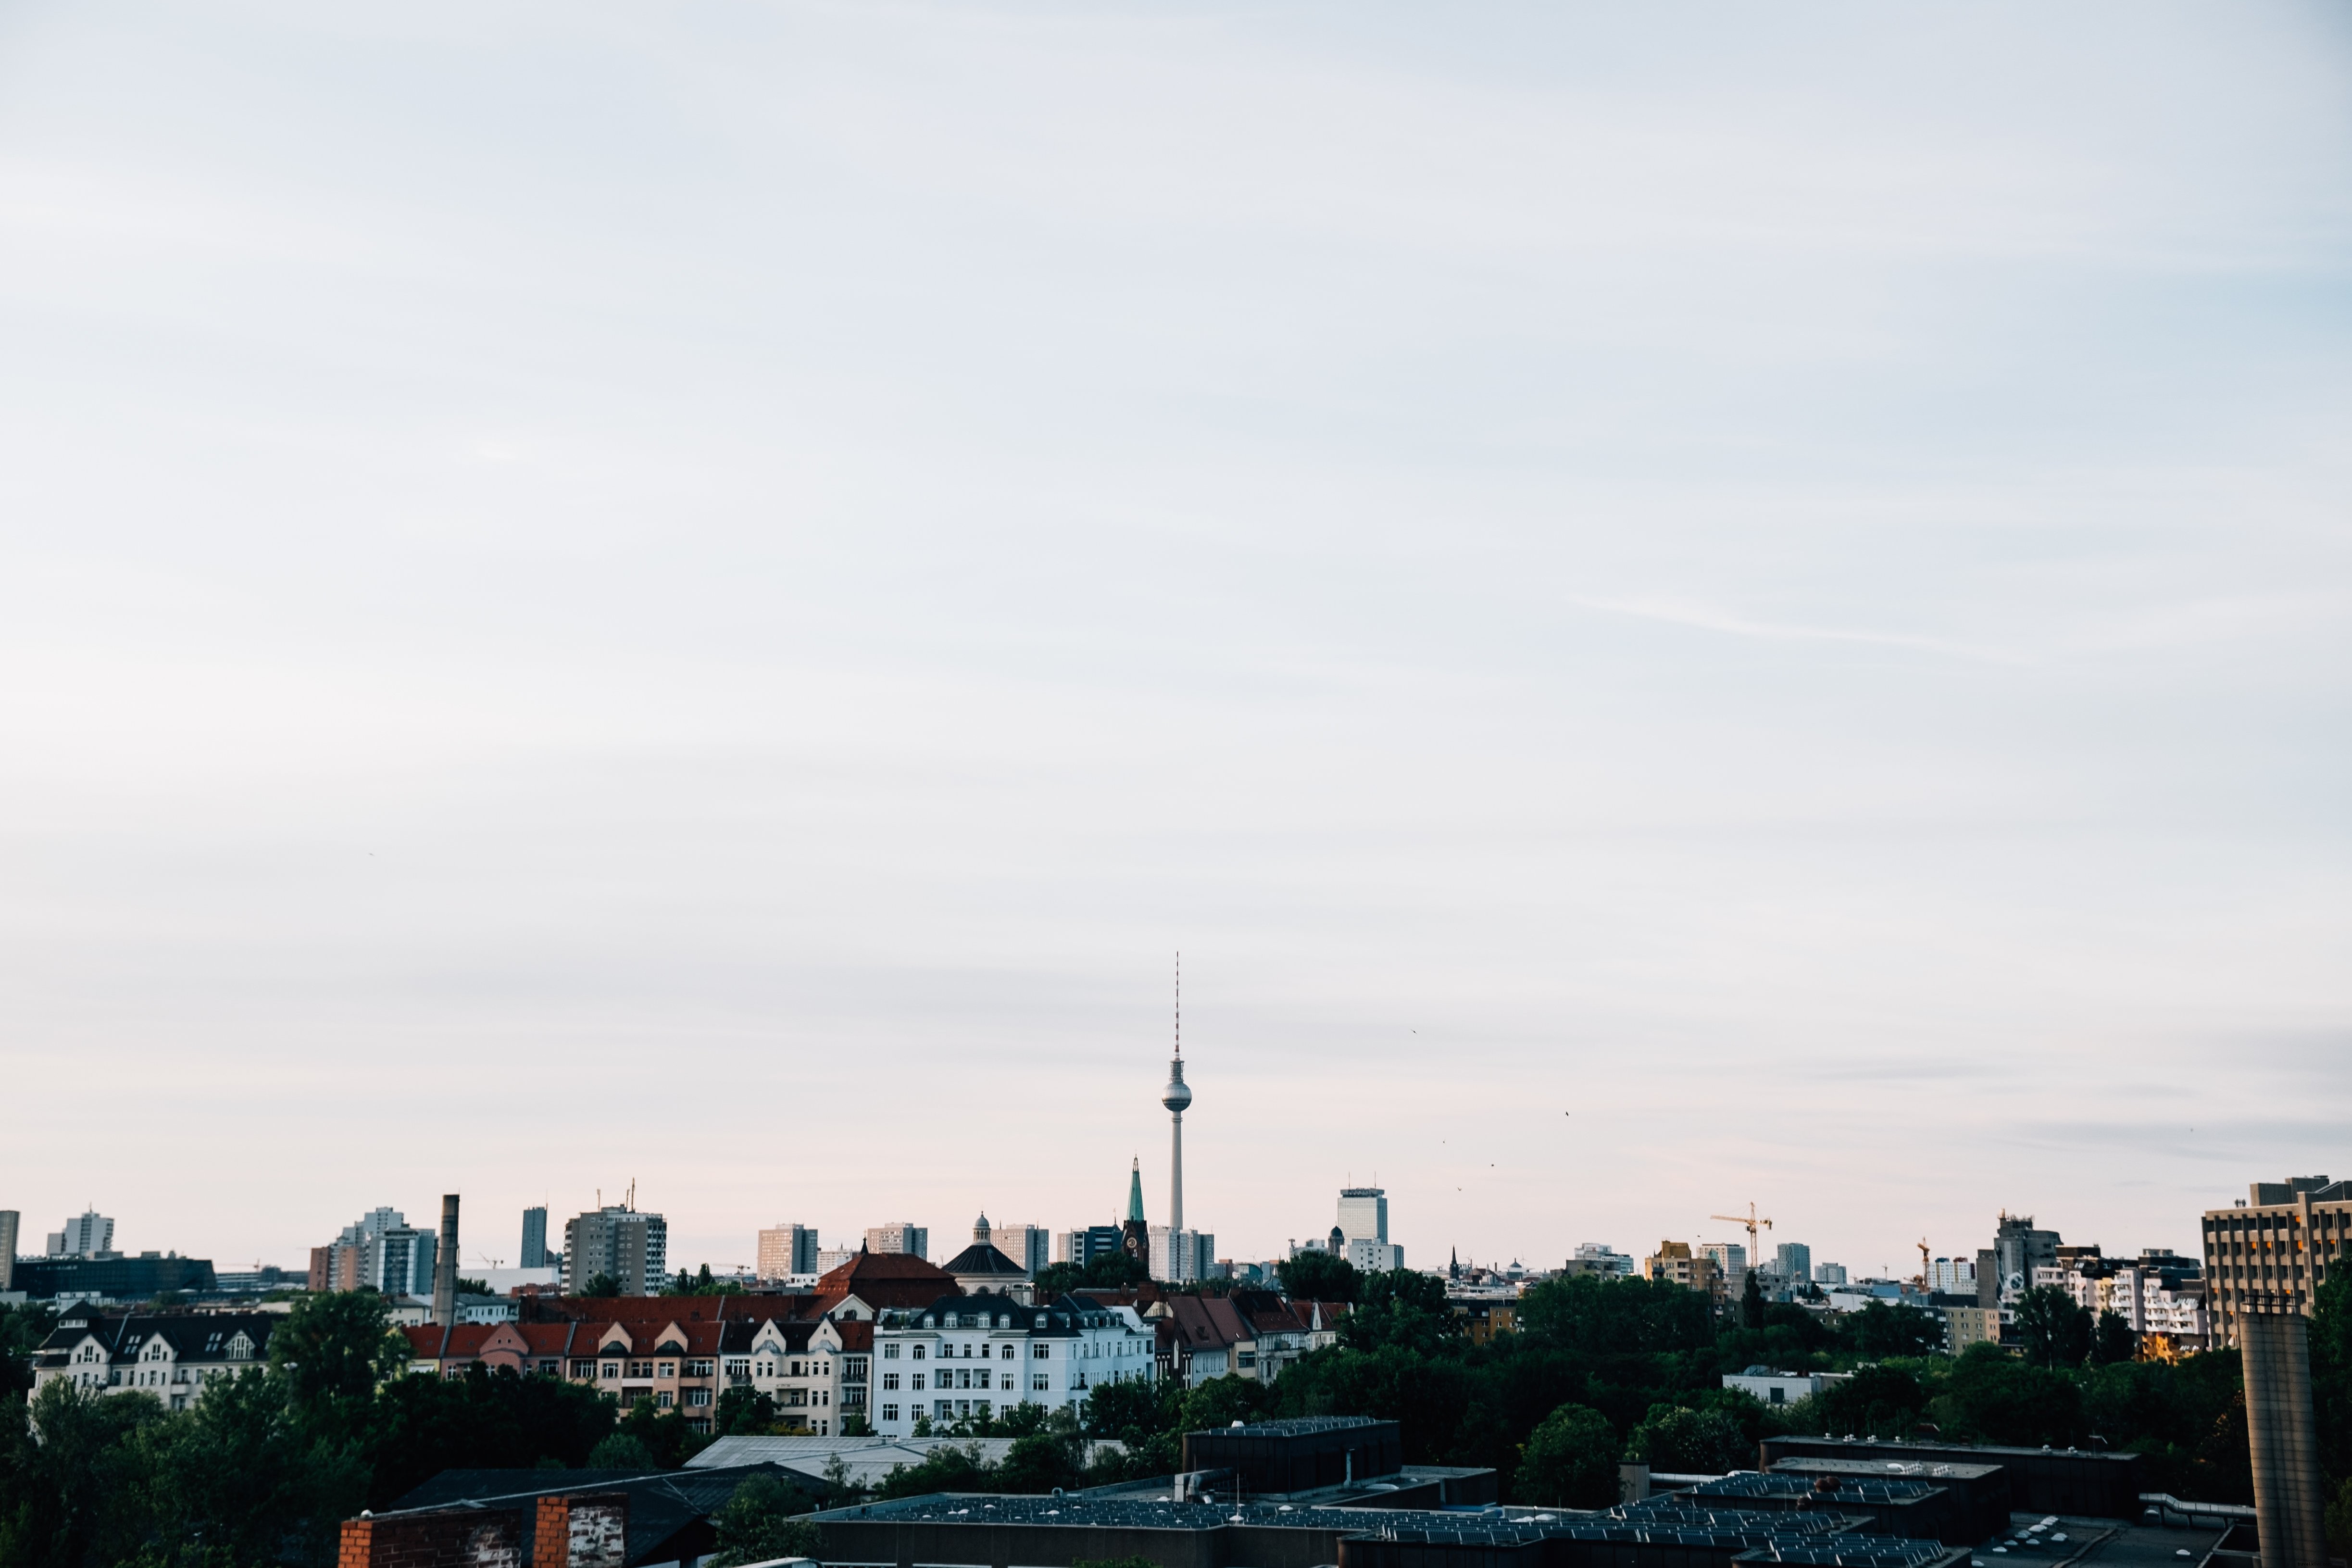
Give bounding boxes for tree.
[1935,1340,2084,1447]
[2090,1310,2139,1367]
[1276,1251,1361,1305]
[2012,1287,2093,1369]
[1623,1403,1749,1474]
[588,1432,657,1469]
[1849,1303,1945,1360]
[2309,1270,2352,1482]
[0,1379,173,1568]
[270,1289,411,1435]
[708,1473,821,1566]
[1515,1274,1714,1355]
[1512,1403,1617,1507]
[121,1365,367,1568]
[998,1431,1086,1493]
[1740,1271,1765,1330]
[1343,1270,1457,1354]
[714,1385,778,1436]
[579,1272,623,1299]
[455,1278,490,1295]
[1815,1364,1927,1438]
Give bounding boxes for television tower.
[1162,954,1192,1236]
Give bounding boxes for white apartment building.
[1572,1243,1636,1278]
[868,1291,1154,1434]
[1346,1240,1405,1272]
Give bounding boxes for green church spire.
[1126,1157,1146,1224]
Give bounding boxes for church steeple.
[1121,1157,1148,1263]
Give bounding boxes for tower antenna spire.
[1175,951,1181,1056]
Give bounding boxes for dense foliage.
[0,1294,631,1568]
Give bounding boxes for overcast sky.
[2,1,2348,1283]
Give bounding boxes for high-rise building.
[1338,1188,1388,1245]
[1701,1242,1748,1289]
[2203,1175,2352,1350]
[520,1207,550,1269]
[1570,1243,1636,1278]
[47,1210,115,1258]
[1813,1261,1847,1286]
[863,1223,928,1260]
[563,1205,668,1295]
[1774,1242,1812,1282]
[1645,1240,1724,1299]
[1057,1225,1126,1267]
[1150,1226,1216,1283]
[992,1224,1052,1275]
[1990,1213,2061,1305]
[308,1206,435,1296]
[758,1223,821,1279]
[0,1211,17,1291]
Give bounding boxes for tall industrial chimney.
[2243,1307,2329,1568]
[432,1194,461,1327]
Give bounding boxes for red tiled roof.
[813,1250,957,1308]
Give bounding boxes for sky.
[1,1,2348,1285]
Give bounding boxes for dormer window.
[922,1316,935,1328]
[997,1316,1010,1329]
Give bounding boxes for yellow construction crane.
[1710,1204,1774,1269]
[1917,1238,1931,1289]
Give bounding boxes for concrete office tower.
[1338,1188,1388,1245]
[520,1206,550,1269]
[864,1223,927,1259]
[758,1223,820,1279]
[1775,1242,1812,1283]
[2243,1311,2330,1568]
[431,1195,460,1327]
[0,1211,16,1291]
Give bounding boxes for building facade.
[1150,1226,1216,1283]
[520,1207,551,1269]
[863,1224,928,1259]
[867,1291,1154,1434]
[759,1224,821,1281]
[47,1210,115,1259]
[1646,1241,1724,1300]
[563,1206,669,1296]
[2202,1176,2351,1350]
[32,1308,276,1406]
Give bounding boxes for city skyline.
[1,4,2346,1275]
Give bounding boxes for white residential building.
[868,1290,1154,1434]
[32,1308,276,1407]
[1723,1368,1848,1407]
[864,1224,929,1259]
[1345,1240,1405,1272]
[47,1211,116,1259]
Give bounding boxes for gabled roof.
[41,1312,279,1361]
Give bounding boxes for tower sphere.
[1162,1059,1192,1114]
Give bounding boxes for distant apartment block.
[1646,1241,1724,1299]
[1701,1242,1748,1290]
[0,1211,17,1292]
[1567,1243,1635,1278]
[520,1206,552,1269]
[864,1223,928,1260]
[758,1224,821,1281]
[563,1206,669,1296]
[992,1224,1052,1275]
[1812,1262,1847,1286]
[1056,1226,1125,1267]
[1151,1226,1218,1283]
[308,1207,436,1296]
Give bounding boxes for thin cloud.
[1568,594,2027,664]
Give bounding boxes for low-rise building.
[32,1308,277,1406]
[1722,1367,1846,1407]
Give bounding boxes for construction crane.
[1917,1238,1931,1289]
[1710,1203,1774,1269]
